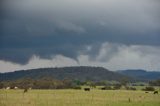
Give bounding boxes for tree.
[142,86,155,91]
[149,79,160,86]
[113,83,121,90]
[0,82,4,89]
[120,78,129,86]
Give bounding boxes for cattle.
[84,88,90,91]
[23,88,28,93]
[101,87,106,90]
[145,91,149,93]
[14,87,18,90]
[6,87,10,90]
[153,91,158,94]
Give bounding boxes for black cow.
[84,88,90,91]
[153,91,158,94]
[101,87,106,90]
[23,88,28,93]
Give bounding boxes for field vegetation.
[0,72,160,106]
[0,87,160,106]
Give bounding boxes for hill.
[0,66,130,81]
[117,69,160,81]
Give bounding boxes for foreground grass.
[0,89,160,106]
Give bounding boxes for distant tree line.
[0,77,159,90]
[149,79,160,86]
[0,77,74,89]
[0,77,123,89]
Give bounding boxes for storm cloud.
[0,0,160,72]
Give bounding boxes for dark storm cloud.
[0,0,160,64]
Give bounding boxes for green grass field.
[0,89,160,106]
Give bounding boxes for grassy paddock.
[0,89,160,106]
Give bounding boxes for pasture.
[0,89,160,106]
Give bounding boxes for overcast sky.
[1,0,160,72]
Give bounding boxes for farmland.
[0,89,160,106]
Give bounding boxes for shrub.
[104,86,112,90]
[149,80,160,86]
[101,86,112,90]
[142,86,155,91]
[0,82,4,89]
[113,84,121,90]
[72,86,81,90]
[129,87,136,90]
[126,86,136,90]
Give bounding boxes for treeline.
[0,77,128,89]
[0,77,74,89]
[149,79,160,86]
[0,77,159,90]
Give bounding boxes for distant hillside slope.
[0,66,130,81]
[117,69,160,81]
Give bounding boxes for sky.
[0,0,160,72]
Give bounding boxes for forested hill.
[118,69,160,81]
[0,66,130,81]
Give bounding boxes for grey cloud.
[56,21,85,33]
[0,0,160,64]
[1,43,160,72]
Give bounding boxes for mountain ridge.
[117,69,160,81]
[0,66,130,81]
[1,67,160,82]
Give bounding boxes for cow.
[84,88,90,91]
[145,91,149,93]
[153,91,158,94]
[14,87,18,90]
[101,87,106,90]
[6,87,10,90]
[23,88,28,93]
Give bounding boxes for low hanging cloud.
[78,42,160,71]
[0,55,78,73]
[0,42,160,72]
[0,0,160,72]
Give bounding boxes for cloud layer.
[0,0,160,72]
[1,42,160,72]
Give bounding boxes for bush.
[113,83,121,90]
[139,84,145,86]
[104,86,112,90]
[129,87,136,90]
[149,80,160,86]
[142,86,155,91]
[72,86,81,90]
[126,86,136,90]
[101,86,112,90]
[0,82,4,89]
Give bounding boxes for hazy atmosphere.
[1,0,160,72]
